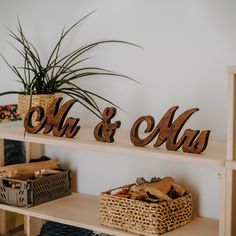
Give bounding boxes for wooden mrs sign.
[25,97,80,138]
[130,106,210,154]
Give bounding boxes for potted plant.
[0,12,140,122]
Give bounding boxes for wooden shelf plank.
[0,193,218,236]
[226,160,236,170]
[227,65,236,74]
[0,122,226,167]
[0,123,226,167]
[164,217,218,236]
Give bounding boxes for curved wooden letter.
[25,97,80,138]
[24,106,47,133]
[130,106,210,154]
[94,107,121,143]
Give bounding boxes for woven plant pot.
[18,94,57,125]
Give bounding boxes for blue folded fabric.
[4,139,26,166]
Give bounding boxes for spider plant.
[0,12,140,119]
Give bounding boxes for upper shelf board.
[0,122,226,167]
[227,65,236,74]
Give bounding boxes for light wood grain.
[0,124,226,167]
[219,167,226,236]
[225,161,236,170]
[0,112,226,235]
[164,217,218,236]
[24,215,43,236]
[225,67,236,236]
[0,139,4,166]
[0,159,59,173]
[227,65,236,74]
[0,209,6,235]
[0,193,218,236]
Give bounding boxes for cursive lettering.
[130,106,210,154]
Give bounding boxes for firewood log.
[0,160,59,173]
[3,168,62,179]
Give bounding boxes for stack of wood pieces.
[0,160,61,180]
[112,176,186,202]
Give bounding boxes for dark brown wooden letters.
[25,99,210,154]
[94,107,121,143]
[130,106,210,154]
[25,97,80,138]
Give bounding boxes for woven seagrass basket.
[100,184,193,236]
[18,94,57,125]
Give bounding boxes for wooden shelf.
[0,122,224,235]
[0,123,226,167]
[227,65,236,74]
[0,193,218,236]
[225,160,236,170]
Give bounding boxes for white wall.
[1,0,236,219]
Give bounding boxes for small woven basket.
[18,94,57,125]
[100,185,193,236]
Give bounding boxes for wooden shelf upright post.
[225,66,236,236]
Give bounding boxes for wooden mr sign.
[130,106,210,154]
[25,97,120,142]
[25,97,80,138]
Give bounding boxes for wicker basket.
[18,94,57,125]
[100,185,193,236]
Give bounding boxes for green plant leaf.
[46,10,96,68]
[0,13,141,119]
[62,90,102,119]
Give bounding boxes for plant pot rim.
[18,94,57,96]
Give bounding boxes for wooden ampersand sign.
[25,97,80,138]
[94,107,121,143]
[130,106,210,154]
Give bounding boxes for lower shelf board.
[0,193,218,236]
[164,217,218,236]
